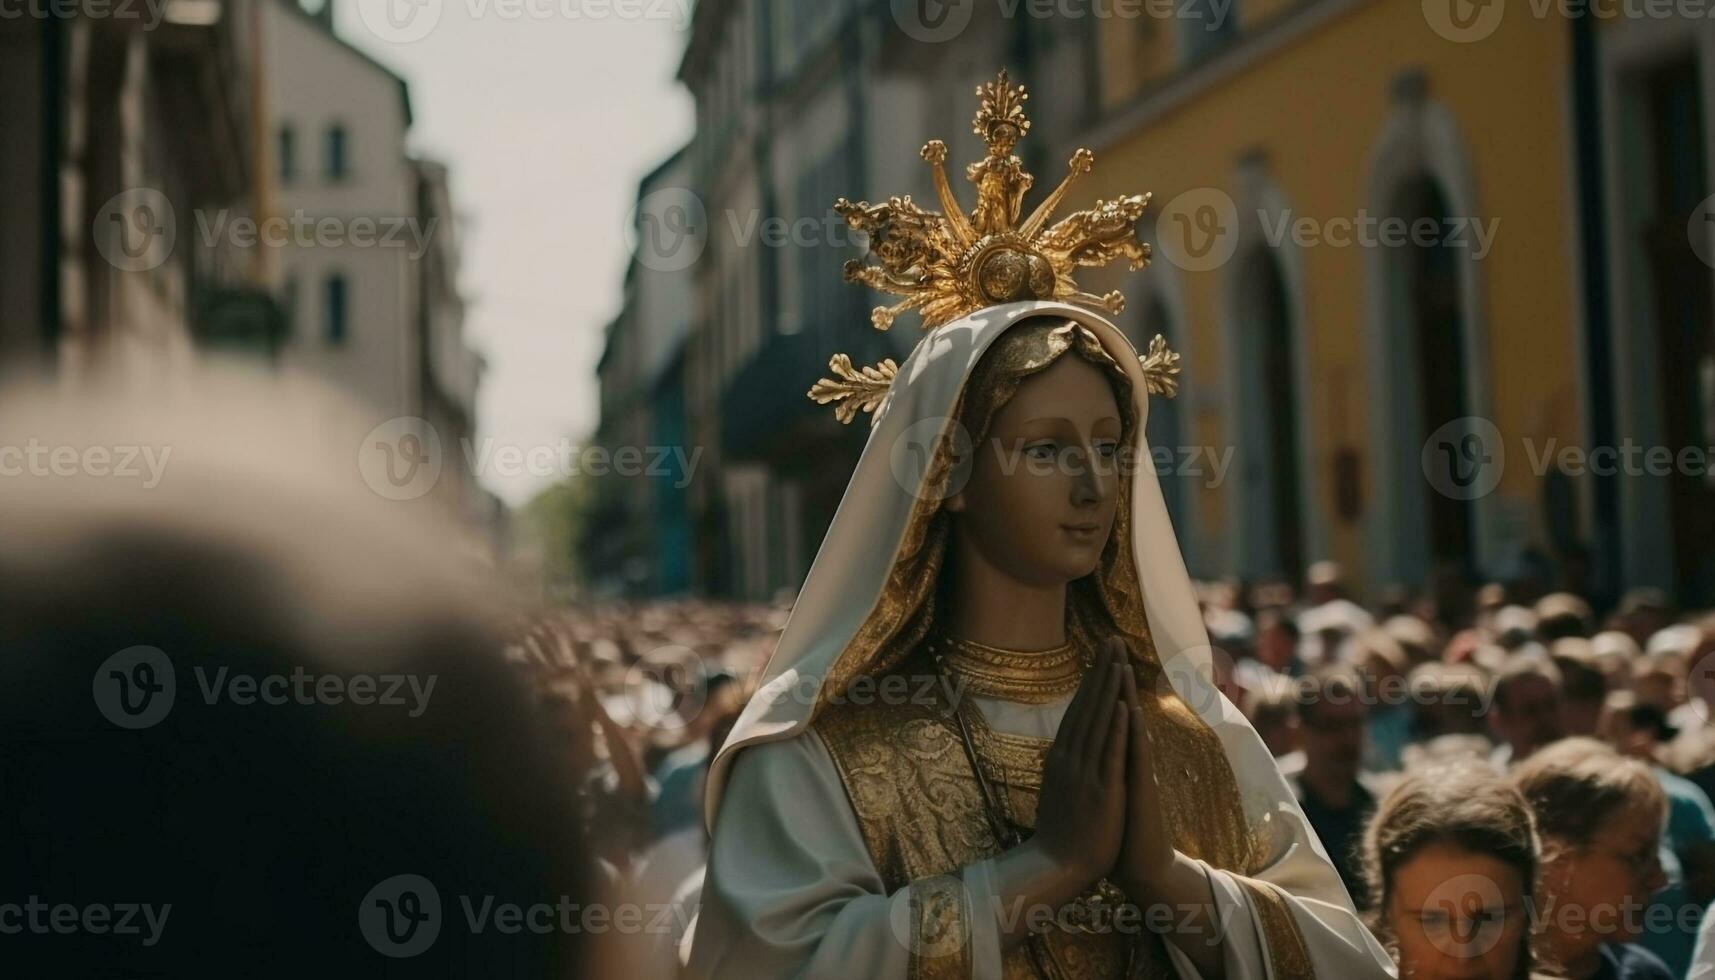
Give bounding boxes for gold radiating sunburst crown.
[836,69,1152,332]
[809,70,1179,424]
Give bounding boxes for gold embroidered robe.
[811,653,1313,979]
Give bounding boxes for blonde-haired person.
[1512,738,1674,980]
[1362,762,1549,980]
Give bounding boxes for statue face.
[947,354,1123,586]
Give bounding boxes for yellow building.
[1072,0,1714,606]
[666,0,1713,607]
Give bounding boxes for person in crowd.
[1299,560,1376,666]
[1537,593,1596,642]
[1634,648,1689,715]
[1384,613,1442,669]
[1669,615,1715,805]
[1490,655,1567,770]
[1351,628,1414,772]
[1601,693,1715,975]
[1402,661,1494,772]
[1553,638,1611,738]
[1242,672,1304,773]
[1616,589,1677,651]
[0,370,594,979]
[1512,738,1674,980]
[1290,664,1383,906]
[650,670,742,837]
[1361,762,1547,980]
[1254,605,1303,675]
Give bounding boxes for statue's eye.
[1024,442,1056,461]
[1095,441,1119,458]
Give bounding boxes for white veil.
[704,299,1216,825]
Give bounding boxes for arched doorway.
[1393,175,1477,578]
[1233,245,1306,582]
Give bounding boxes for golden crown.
[810,70,1180,424]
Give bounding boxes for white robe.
[686,691,1397,979]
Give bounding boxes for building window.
[324,273,348,344]
[325,124,349,180]
[282,274,299,338]
[1183,0,1238,62]
[278,125,296,183]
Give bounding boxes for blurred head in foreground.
[0,366,591,978]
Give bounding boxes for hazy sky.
[334,0,695,505]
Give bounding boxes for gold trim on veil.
[806,317,1316,978]
[817,318,1162,711]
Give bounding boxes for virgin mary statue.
[685,73,1394,980]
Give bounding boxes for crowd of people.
[532,560,1715,980]
[9,369,1715,979]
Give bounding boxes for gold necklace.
[933,633,1083,704]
